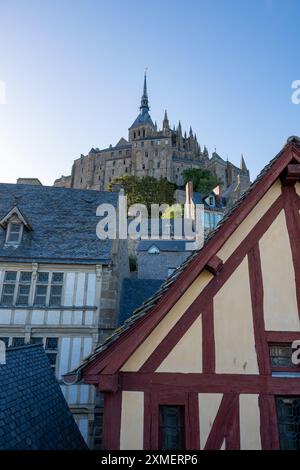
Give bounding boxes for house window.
[45,337,59,371]
[276,397,300,450]
[269,343,300,378]
[159,405,185,450]
[1,271,17,305]
[34,272,63,307]
[167,267,176,277]
[16,272,32,305]
[6,222,23,244]
[148,245,160,255]
[270,344,295,368]
[0,337,9,347]
[49,273,63,307]
[31,336,58,372]
[34,272,49,306]
[11,337,25,348]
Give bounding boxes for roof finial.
[140,69,150,115]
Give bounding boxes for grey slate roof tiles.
[119,278,164,325]
[0,344,87,450]
[0,183,119,264]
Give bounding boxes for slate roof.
[0,183,119,264]
[0,344,87,450]
[129,111,155,130]
[118,278,164,325]
[64,136,300,380]
[137,239,192,252]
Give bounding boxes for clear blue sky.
[0,0,299,185]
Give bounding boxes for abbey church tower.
[54,73,250,200]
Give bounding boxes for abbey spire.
[163,110,169,131]
[240,154,248,171]
[140,71,150,115]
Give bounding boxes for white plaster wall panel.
[70,337,82,370]
[13,310,27,324]
[156,316,203,372]
[77,418,89,443]
[84,311,94,325]
[214,257,259,374]
[63,272,76,306]
[260,210,300,331]
[73,310,83,325]
[86,273,96,305]
[79,384,90,404]
[58,337,71,377]
[120,392,144,450]
[75,273,85,306]
[0,310,12,324]
[83,337,92,359]
[62,311,72,325]
[46,310,60,325]
[31,310,45,325]
[239,394,261,449]
[68,385,78,404]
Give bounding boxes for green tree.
[182,168,222,193]
[108,175,176,211]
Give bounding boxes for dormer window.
[6,222,23,245]
[0,205,31,247]
[148,245,160,255]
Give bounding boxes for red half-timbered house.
[65,137,300,450]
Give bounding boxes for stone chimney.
[17,178,42,186]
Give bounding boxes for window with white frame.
[16,272,32,305]
[5,222,23,245]
[34,272,64,307]
[0,270,63,307]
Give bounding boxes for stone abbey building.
[54,74,250,196]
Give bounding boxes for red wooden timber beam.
[282,185,300,321]
[248,244,270,375]
[266,331,300,342]
[259,395,280,450]
[281,163,300,186]
[102,390,122,450]
[204,394,239,450]
[120,372,300,395]
[202,301,215,373]
[205,255,223,275]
